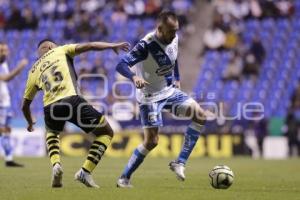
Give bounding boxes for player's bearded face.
[0,44,8,63]
[161,19,179,44]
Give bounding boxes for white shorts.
[139,89,196,128]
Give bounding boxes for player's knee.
[192,109,206,125]
[185,107,192,118]
[144,141,158,150]
[92,122,114,138]
[105,125,114,138]
[185,104,206,124]
[144,138,159,150]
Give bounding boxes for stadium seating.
[0,1,196,119]
[194,6,300,120]
[1,0,298,125]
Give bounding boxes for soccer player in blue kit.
[115,11,210,187]
[0,42,28,167]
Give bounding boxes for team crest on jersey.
[167,47,173,55]
[148,112,158,123]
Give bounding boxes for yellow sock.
[82,135,112,173]
[46,132,60,166]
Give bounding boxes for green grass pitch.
[0,157,299,200]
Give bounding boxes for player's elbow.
[116,60,134,80]
[75,43,93,54]
[116,60,127,72]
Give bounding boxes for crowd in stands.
[204,0,293,82]
[0,0,195,40]
[0,0,196,119]
[202,0,299,157]
[0,5,38,30]
[0,0,299,156]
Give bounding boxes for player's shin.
[121,144,149,179]
[82,134,112,173]
[177,122,204,164]
[46,132,61,166]
[0,134,13,161]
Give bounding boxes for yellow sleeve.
[61,44,78,58]
[23,71,38,100]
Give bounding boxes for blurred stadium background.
[0,0,300,161]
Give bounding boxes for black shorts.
[44,95,103,133]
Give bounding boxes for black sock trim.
[52,162,61,166]
[87,156,99,165]
[89,151,100,157]
[93,141,107,149]
[82,167,90,173]
[48,146,59,152]
[90,144,100,150]
[49,151,59,157]
[46,135,58,140]
[47,140,59,145]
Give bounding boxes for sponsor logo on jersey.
[155,64,174,76]
[148,113,158,123]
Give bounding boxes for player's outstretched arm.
[75,42,130,55]
[0,59,28,82]
[22,99,36,132]
[116,61,149,88]
[116,40,149,88]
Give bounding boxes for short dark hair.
[157,10,178,24]
[37,38,56,48]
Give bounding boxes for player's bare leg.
[117,127,159,188]
[75,118,113,188]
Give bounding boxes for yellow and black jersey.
[24,44,79,106]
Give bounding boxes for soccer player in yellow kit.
[22,39,130,188]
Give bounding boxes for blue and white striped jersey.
[0,62,11,107]
[119,31,180,103]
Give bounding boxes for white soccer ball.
[209,165,234,189]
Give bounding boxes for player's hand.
[27,123,35,132]
[112,42,130,54]
[174,81,181,89]
[17,59,29,70]
[27,118,36,132]
[132,75,149,89]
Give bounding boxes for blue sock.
[121,144,149,179]
[1,135,13,161]
[177,122,204,164]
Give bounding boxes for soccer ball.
[209,165,234,189]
